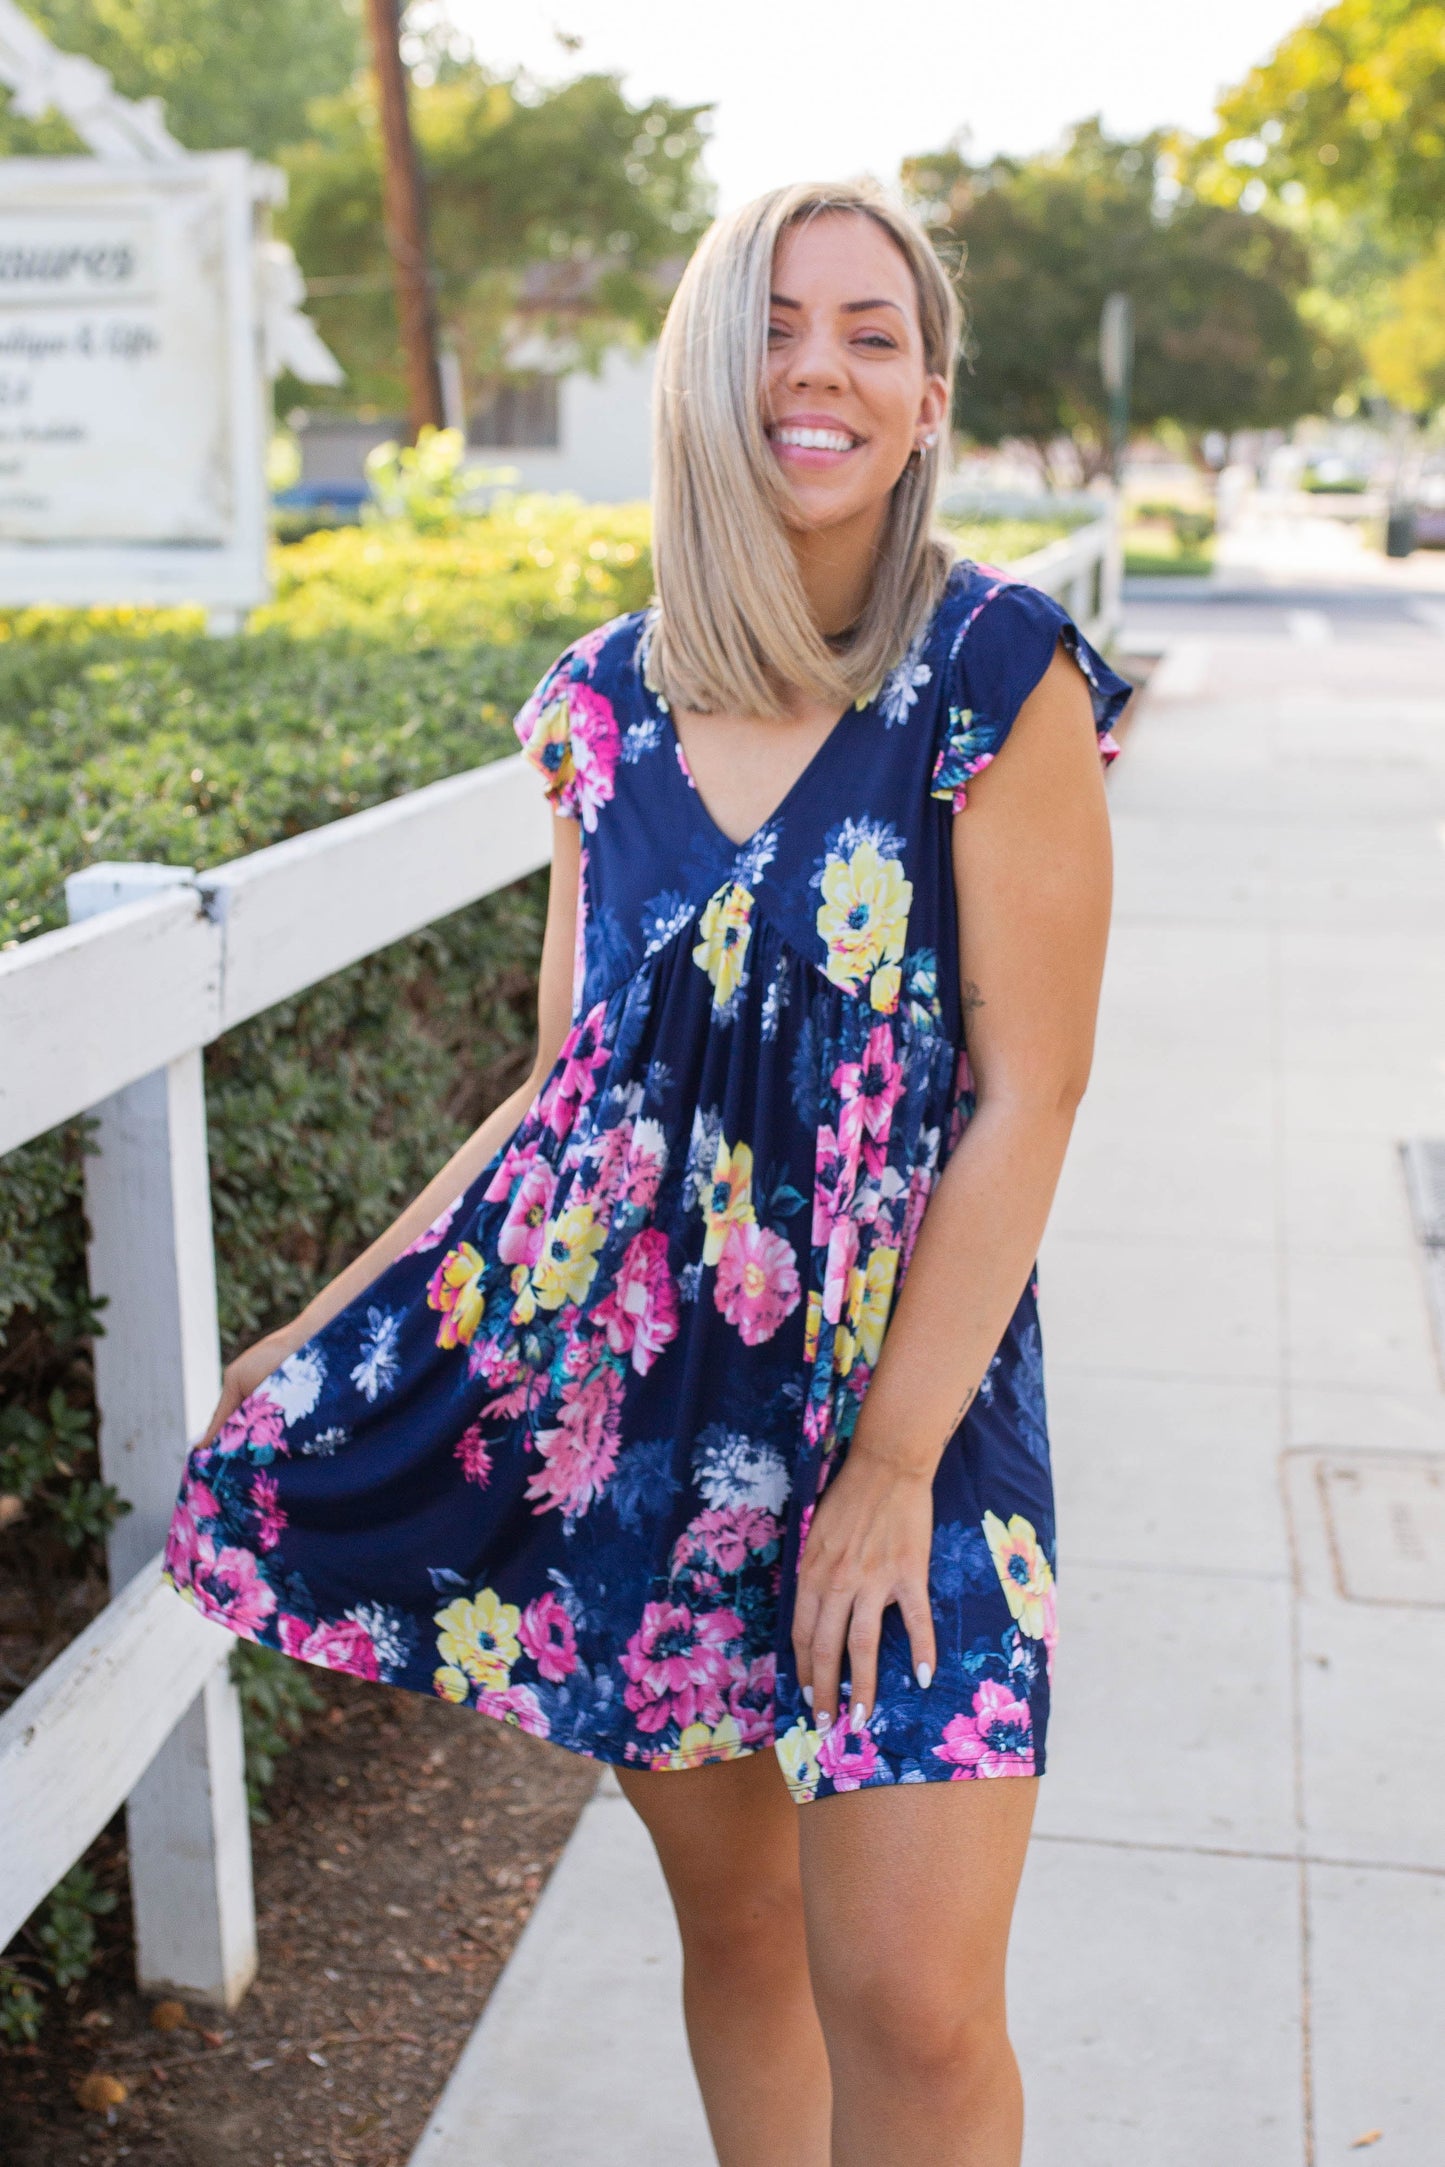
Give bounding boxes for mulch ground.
[0,1669,600,2167]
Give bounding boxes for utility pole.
[1099,291,1134,488]
[364,0,444,440]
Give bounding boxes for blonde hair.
[648,178,961,721]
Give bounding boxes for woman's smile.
[767,411,865,467]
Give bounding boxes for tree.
[904,123,1346,483]
[281,66,713,411]
[1195,0,1445,246]
[1365,239,1445,416]
[0,0,363,161]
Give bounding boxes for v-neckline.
[652,685,863,858]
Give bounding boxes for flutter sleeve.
[930,580,1132,812]
[512,626,625,831]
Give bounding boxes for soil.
[0,1669,600,2167]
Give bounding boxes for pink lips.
[767,412,862,470]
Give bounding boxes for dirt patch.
[0,1670,600,2166]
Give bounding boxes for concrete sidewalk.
[413,613,1445,2166]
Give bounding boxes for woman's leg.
[616,1749,832,2167]
[798,1776,1038,2167]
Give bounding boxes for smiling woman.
[165,178,1121,2167]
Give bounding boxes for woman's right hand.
[197,1329,298,1449]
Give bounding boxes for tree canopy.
[281,67,713,410]
[0,0,363,161]
[1364,239,1445,415]
[1194,0,1445,245]
[904,122,1346,479]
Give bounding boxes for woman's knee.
[812,1952,1010,2086]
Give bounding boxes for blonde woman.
[169,180,1123,2164]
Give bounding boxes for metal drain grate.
[1316,1455,1445,1608]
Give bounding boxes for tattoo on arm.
[961,979,985,1020]
[946,1384,976,1439]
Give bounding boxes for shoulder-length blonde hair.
[647,178,961,721]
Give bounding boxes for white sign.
[0,155,274,612]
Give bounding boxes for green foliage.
[0,0,363,162]
[363,424,495,532]
[34,1866,117,1989]
[0,1390,127,1552]
[939,513,1086,564]
[281,64,713,408]
[1199,0,1445,245]
[232,1642,323,1818]
[905,121,1348,480]
[0,1962,44,2044]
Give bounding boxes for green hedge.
[0,499,654,1647]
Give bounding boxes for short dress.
[164,559,1128,1802]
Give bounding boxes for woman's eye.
[855,332,897,350]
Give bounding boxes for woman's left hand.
[791,1442,937,1734]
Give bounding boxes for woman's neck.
[789,500,888,637]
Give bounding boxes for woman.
[167,180,1122,2165]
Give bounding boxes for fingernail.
[849,1699,868,1732]
[817,1710,832,1733]
[916,1662,933,1690]
[802,1684,813,1709]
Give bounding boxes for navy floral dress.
[165,560,1127,1802]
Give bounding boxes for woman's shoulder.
[512,610,651,828]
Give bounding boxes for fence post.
[65,862,257,2009]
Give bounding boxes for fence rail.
[0,506,1120,2005]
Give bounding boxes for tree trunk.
[364,0,444,441]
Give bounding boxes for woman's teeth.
[771,426,857,452]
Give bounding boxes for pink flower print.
[251,1471,287,1551]
[278,1612,381,1682]
[817,1714,881,1791]
[821,1217,860,1326]
[715,1222,801,1347]
[213,1391,287,1457]
[570,622,613,669]
[455,1421,493,1487]
[566,683,621,831]
[164,1495,215,1590]
[592,1229,680,1375]
[833,1024,905,1178]
[484,1136,536,1204]
[544,1004,611,1136]
[427,1243,486,1349]
[932,1678,1035,1778]
[525,1362,625,1517]
[199,1545,276,1637]
[497,1158,557,1269]
[519,1592,579,1683]
[623,1119,668,1210]
[900,1161,935,1270]
[620,1601,744,1734]
[400,1197,460,1255]
[475,1682,551,1738]
[672,1504,779,1577]
[727,1654,777,1747]
[812,1124,851,1246]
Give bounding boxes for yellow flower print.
[848,1244,900,1371]
[776,1716,822,1803]
[701,1135,755,1266]
[532,1201,607,1311]
[525,693,575,803]
[434,1589,522,1688]
[982,1511,1055,1640]
[433,1664,471,1703]
[816,838,912,997]
[427,1242,486,1349]
[693,883,754,1007]
[655,1716,748,1769]
[869,962,902,1015]
[803,1287,823,1364]
[510,1261,537,1324]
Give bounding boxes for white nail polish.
[916,1662,933,1690]
[849,1699,868,1732]
[817,1710,832,1733]
[802,1684,814,1709]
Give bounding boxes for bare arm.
[792,645,1113,1728]
[199,812,581,1441]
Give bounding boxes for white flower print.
[298,1425,347,1458]
[694,1426,791,1515]
[733,822,780,890]
[259,1347,326,1426]
[348,1602,414,1679]
[878,632,932,728]
[350,1307,402,1402]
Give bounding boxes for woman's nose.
[786,332,844,391]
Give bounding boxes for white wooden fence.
[0,507,1120,2008]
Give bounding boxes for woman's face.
[763,211,948,535]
